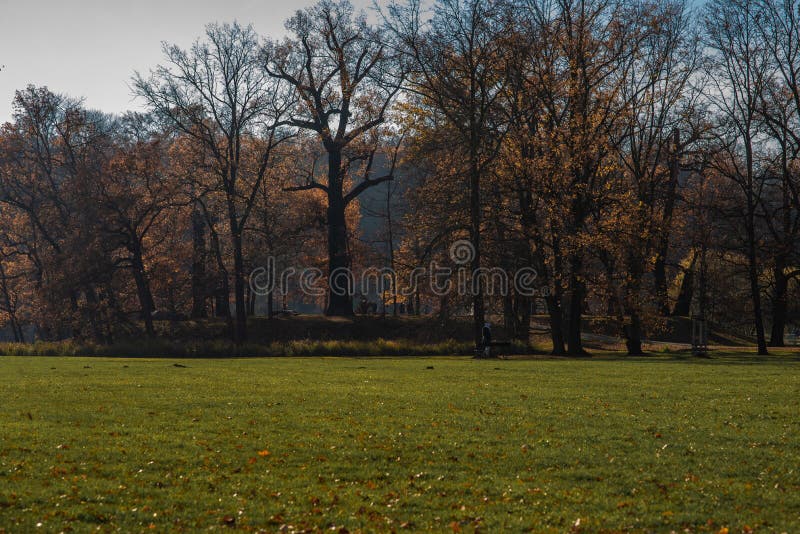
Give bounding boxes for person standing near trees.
[481,322,492,358]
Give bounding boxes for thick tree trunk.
[623,254,645,356]
[326,196,353,316]
[769,259,788,347]
[625,311,644,356]
[566,255,586,355]
[326,148,353,316]
[672,252,696,316]
[130,248,155,338]
[653,254,670,316]
[546,294,566,355]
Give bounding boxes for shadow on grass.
[2,339,797,365]
[498,349,800,366]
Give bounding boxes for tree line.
[0,0,798,355]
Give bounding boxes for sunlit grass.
[1,356,799,532]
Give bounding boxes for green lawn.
[1,356,799,532]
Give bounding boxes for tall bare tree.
[703,0,771,354]
[754,0,800,346]
[134,22,292,342]
[263,0,405,316]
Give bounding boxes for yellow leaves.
[257,449,271,457]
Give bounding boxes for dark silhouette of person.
[481,322,492,358]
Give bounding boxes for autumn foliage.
[1,0,799,354]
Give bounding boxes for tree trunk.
[503,292,514,334]
[770,259,788,347]
[130,248,156,338]
[208,229,234,339]
[438,294,450,322]
[83,285,104,343]
[0,264,24,342]
[770,155,793,347]
[623,253,645,356]
[673,252,696,316]
[653,252,670,316]
[625,311,644,356]
[386,181,398,317]
[326,148,353,316]
[546,294,566,355]
[191,207,207,319]
[655,129,681,316]
[515,293,531,343]
[744,218,768,354]
[231,231,248,343]
[13,317,24,343]
[747,240,768,355]
[566,255,586,355]
[469,156,484,348]
[214,285,230,317]
[742,133,767,354]
[247,284,256,316]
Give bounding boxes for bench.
[473,341,513,359]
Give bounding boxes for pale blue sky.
[0,0,374,123]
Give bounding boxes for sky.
[0,0,375,123]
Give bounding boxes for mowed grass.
[1,356,799,532]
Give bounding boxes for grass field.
[1,356,799,532]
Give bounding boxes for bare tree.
[703,0,772,354]
[134,22,292,342]
[263,0,405,316]
[754,0,800,346]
